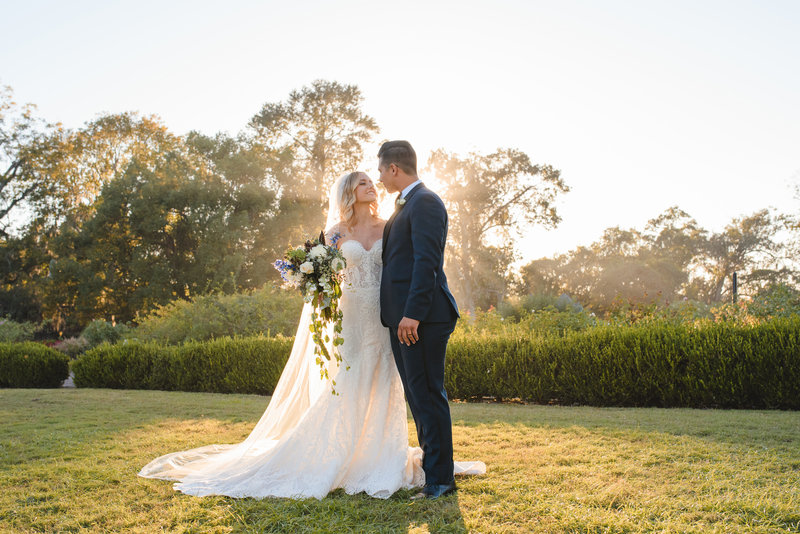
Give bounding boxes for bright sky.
[2,0,799,263]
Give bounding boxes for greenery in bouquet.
[274,232,347,392]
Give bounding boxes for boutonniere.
[396,197,406,208]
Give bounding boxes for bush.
[52,336,91,359]
[73,335,294,395]
[748,283,800,318]
[458,306,597,338]
[445,317,800,409]
[497,293,584,321]
[71,317,800,409]
[0,317,38,343]
[81,319,131,348]
[0,342,70,388]
[129,284,303,344]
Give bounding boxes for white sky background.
[2,0,799,264]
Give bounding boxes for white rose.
[287,271,302,285]
[332,257,346,272]
[308,244,326,260]
[299,261,314,274]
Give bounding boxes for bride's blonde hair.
[339,172,379,229]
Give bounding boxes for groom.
[377,140,460,500]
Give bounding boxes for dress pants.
[389,319,457,486]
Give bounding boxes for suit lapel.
[403,182,424,203]
[382,183,425,262]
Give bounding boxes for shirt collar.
[400,179,422,199]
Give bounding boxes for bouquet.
[274,231,347,393]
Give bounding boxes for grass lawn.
[1,389,798,533]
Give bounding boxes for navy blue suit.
[380,182,459,486]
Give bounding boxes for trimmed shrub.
[0,342,70,388]
[72,340,169,390]
[73,335,293,395]
[71,317,800,409]
[445,317,800,409]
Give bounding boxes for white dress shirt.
[401,179,422,199]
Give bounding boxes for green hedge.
[0,342,70,388]
[71,318,800,409]
[72,336,293,395]
[446,317,800,409]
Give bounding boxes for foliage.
[747,282,800,318]
[3,81,800,338]
[44,151,277,326]
[0,83,61,238]
[460,306,597,342]
[519,206,795,315]
[275,234,346,390]
[0,316,38,342]
[249,79,379,248]
[446,317,800,408]
[80,319,131,348]
[184,130,286,288]
[0,232,49,323]
[497,292,583,320]
[2,81,376,335]
[130,284,303,344]
[608,295,714,325]
[28,112,193,225]
[51,335,90,359]
[71,313,800,409]
[0,341,69,387]
[429,148,568,313]
[72,335,293,395]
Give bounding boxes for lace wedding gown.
[138,238,485,499]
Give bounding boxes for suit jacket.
[380,182,459,328]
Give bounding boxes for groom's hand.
[397,317,420,345]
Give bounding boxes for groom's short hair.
[378,140,417,177]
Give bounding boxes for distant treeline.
[1,80,798,335]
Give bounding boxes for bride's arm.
[325,223,345,249]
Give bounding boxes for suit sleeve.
[404,193,447,321]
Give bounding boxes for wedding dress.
[138,237,485,499]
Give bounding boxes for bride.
[138,171,485,499]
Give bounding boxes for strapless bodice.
[340,238,382,290]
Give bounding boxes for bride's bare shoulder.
[326,223,346,249]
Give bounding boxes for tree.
[519,206,795,315]
[29,112,193,228]
[185,131,284,288]
[0,84,61,238]
[690,209,788,302]
[429,148,568,314]
[249,80,379,245]
[0,227,52,322]
[44,152,276,328]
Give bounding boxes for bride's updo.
[337,171,379,229]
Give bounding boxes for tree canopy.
[0,80,797,334]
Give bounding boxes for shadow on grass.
[0,389,270,464]
[222,490,467,533]
[4,389,798,467]
[449,401,800,450]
